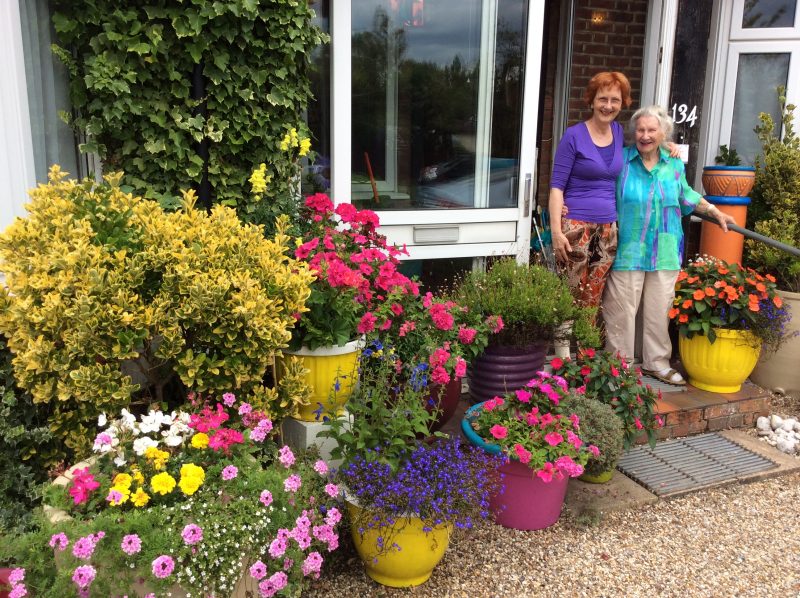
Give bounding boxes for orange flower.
[748,302,760,312]
[714,280,726,288]
[682,299,693,309]
[766,274,776,283]
[705,287,716,296]
[687,276,699,284]
[718,267,729,275]
[678,314,689,323]
[692,289,705,300]
[677,271,688,282]
[748,293,759,304]
[774,295,783,308]
[668,307,680,319]
[756,282,766,292]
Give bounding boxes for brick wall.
[536,0,650,209]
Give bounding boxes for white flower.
[139,410,167,434]
[119,408,137,432]
[162,433,183,447]
[113,453,127,467]
[97,413,107,427]
[132,435,158,455]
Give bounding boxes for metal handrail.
[693,211,800,258]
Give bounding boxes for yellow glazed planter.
[346,502,452,588]
[679,329,761,393]
[278,339,361,421]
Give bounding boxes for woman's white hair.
[629,104,674,142]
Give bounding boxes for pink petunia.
[489,424,508,439]
[260,489,274,507]
[536,462,556,483]
[120,534,142,556]
[431,366,450,385]
[457,326,477,344]
[550,357,563,370]
[513,443,531,464]
[221,465,238,480]
[454,357,467,378]
[278,446,296,468]
[71,565,96,589]
[249,560,267,580]
[515,389,532,403]
[152,555,175,579]
[357,312,377,334]
[181,524,203,545]
[544,432,563,446]
[588,444,600,457]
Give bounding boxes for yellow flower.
[130,486,150,507]
[191,433,210,449]
[113,473,133,489]
[150,472,176,495]
[130,466,145,485]
[249,163,269,195]
[107,484,130,506]
[280,134,291,152]
[290,127,299,148]
[144,446,160,460]
[179,462,205,496]
[298,138,311,157]
[145,447,170,470]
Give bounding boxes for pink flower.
[544,432,563,446]
[222,465,238,480]
[429,304,455,330]
[71,565,96,589]
[550,357,563,370]
[357,312,377,334]
[539,413,554,426]
[335,202,357,222]
[489,424,508,439]
[314,460,329,475]
[634,417,643,430]
[222,392,236,406]
[422,292,434,308]
[457,326,477,344]
[569,413,580,429]
[9,587,27,598]
[302,551,324,577]
[566,430,583,449]
[238,402,253,415]
[514,443,531,464]
[515,389,532,403]
[120,534,142,556]
[324,483,339,498]
[580,366,591,376]
[72,535,98,560]
[270,571,289,590]
[398,320,416,336]
[294,237,320,260]
[259,579,278,598]
[575,384,587,394]
[182,524,203,545]
[454,357,467,378]
[284,474,302,493]
[610,366,619,377]
[152,555,175,579]
[536,462,556,483]
[49,532,69,551]
[656,415,664,428]
[68,468,100,505]
[555,455,584,478]
[431,366,450,385]
[249,560,267,580]
[525,411,539,426]
[588,444,600,457]
[305,193,334,213]
[8,568,24,585]
[487,315,504,333]
[325,507,342,526]
[269,537,288,558]
[278,446,296,468]
[584,347,596,358]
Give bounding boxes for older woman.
[603,105,734,385]
[549,71,631,309]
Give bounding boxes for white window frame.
[698,0,800,183]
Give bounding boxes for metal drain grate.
[640,374,685,393]
[617,433,778,497]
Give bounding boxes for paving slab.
[718,428,800,482]
[564,470,658,517]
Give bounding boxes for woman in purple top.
[548,71,631,309]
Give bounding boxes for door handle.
[522,173,532,215]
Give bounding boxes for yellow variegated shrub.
[0,166,312,456]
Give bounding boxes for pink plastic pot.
[489,458,569,531]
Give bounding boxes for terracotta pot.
[699,195,750,264]
[701,165,755,197]
[750,289,800,397]
[468,342,548,404]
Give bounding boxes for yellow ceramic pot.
[278,339,361,421]
[679,329,761,393]
[347,502,452,588]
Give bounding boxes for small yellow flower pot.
[679,329,761,393]
[347,503,452,588]
[278,339,361,421]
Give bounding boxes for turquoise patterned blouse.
[613,145,702,271]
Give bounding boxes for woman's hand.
[666,141,681,159]
[552,230,572,263]
[701,203,735,233]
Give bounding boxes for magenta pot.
[468,342,548,404]
[462,402,569,531]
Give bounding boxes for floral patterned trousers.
[559,219,618,309]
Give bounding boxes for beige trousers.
[603,269,679,372]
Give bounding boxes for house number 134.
[671,104,698,127]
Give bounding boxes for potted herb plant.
[746,90,800,396]
[550,349,663,449]
[274,191,418,421]
[451,258,599,404]
[369,289,498,429]
[322,343,501,588]
[560,395,624,483]
[0,393,342,597]
[701,144,756,197]
[670,257,792,393]
[461,371,594,530]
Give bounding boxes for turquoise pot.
[460,403,502,455]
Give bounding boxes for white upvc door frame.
[641,0,679,107]
[331,0,546,262]
[0,1,37,234]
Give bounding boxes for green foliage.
[552,350,662,449]
[452,258,599,347]
[561,395,624,476]
[50,0,327,231]
[746,88,800,292]
[0,168,313,459]
[320,343,440,471]
[714,144,742,166]
[0,335,58,534]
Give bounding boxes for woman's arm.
[548,187,571,262]
[694,199,735,233]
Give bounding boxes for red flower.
[357,312,377,334]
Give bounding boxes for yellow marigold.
[299,138,311,157]
[191,433,210,449]
[150,472,176,495]
[130,486,150,508]
[131,467,145,485]
[144,446,160,460]
[113,473,133,489]
[179,462,205,496]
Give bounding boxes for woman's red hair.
[583,72,633,108]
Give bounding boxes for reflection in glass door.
[351,0,529,212]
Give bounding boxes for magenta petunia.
[544,432,563,446]
[260,489,274,507]
[182,524,204,545]
[71,565,96,589]
[249,560,267,580]
[221,465,238,480]
[489,424,508,439]
[152,555,175,579]
[120,534,142,556]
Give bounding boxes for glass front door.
[329,0,544,261]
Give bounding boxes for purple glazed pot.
[468,342,548,404]
[462,402,569,531]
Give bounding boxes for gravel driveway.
[308,471,800,597]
